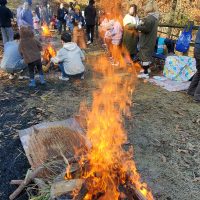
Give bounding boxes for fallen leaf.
[187,143,195,151]
[161,155,167,163]
[196,118,200,124]
[193,177,200,182]
[177,149,189,154]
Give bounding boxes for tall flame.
[78,54,153,200]
[65,0,154,199]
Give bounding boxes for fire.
[64,1,154,199]
[41,24,51,37]
[43,44,56,62]
[77,55,153,200]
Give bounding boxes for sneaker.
[9,74,15,80]
[81,74,85,80]
[137,73,149,79]
[18,75,24,80]
[39,75,46,85]
[29,79,36,87]
[59,76,69,81]
[87,41,91,45]
[140,69,151,73]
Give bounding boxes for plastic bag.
[175,24,193,53]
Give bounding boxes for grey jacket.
[137,12,159,62]
[51,42,85,75]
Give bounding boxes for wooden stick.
[10,180,23,185]
[9,166,45,200]
[74,182,88,200]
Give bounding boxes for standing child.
[51,32,85,81]
[72,5,86,50]
[19,26,45,87]
[105,19,123,66]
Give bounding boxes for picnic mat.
[149,76,191,92]
[163,56,196,81]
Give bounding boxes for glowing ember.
[41,24,51,37]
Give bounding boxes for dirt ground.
[0,47,200,200]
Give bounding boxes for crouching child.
[19,26,45,87]
[51,33,85,81]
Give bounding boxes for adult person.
[65,2,75,32]
[20,2,33,28]
[40,5,50,25]
[35,5,41,20]
[122,4,139,61]
[137,0,159,79]
[187,16,200,102]
[17,5,23,28]
[0,33,27,79]
[84,0,96,45]
[0,0,14,44]
[57,3,67,34]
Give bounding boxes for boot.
[39,75,46,85]
[194,81,200,102]
[29,79,36,87]
[187,72,200,96]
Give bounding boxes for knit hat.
[75,5,81,11]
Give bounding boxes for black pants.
[28,59,43,79]
[188,56,200,101]
[58,20,66,34]
[86,25,95,43]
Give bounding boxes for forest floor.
[0,43,200,200]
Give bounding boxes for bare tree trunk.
[167,0,178,37]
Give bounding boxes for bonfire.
[41,23,52,37]
[9,2,154,200]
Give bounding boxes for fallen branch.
[9,166,45,200]
[10,180,23,185]
[74,182,88,200]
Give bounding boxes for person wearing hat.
[51,32,85,81]
[72,5,86,49]
[0,0,14,44]
[84,0,96,45]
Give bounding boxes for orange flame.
[43,44,56,61]
[64,0,154,199]
[41,24,51,37]
[77,54,153,200]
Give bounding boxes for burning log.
[74,181,89,200]
[50,179,84,199]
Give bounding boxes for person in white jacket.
[122,4,140,61]
[51,32,85,81]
